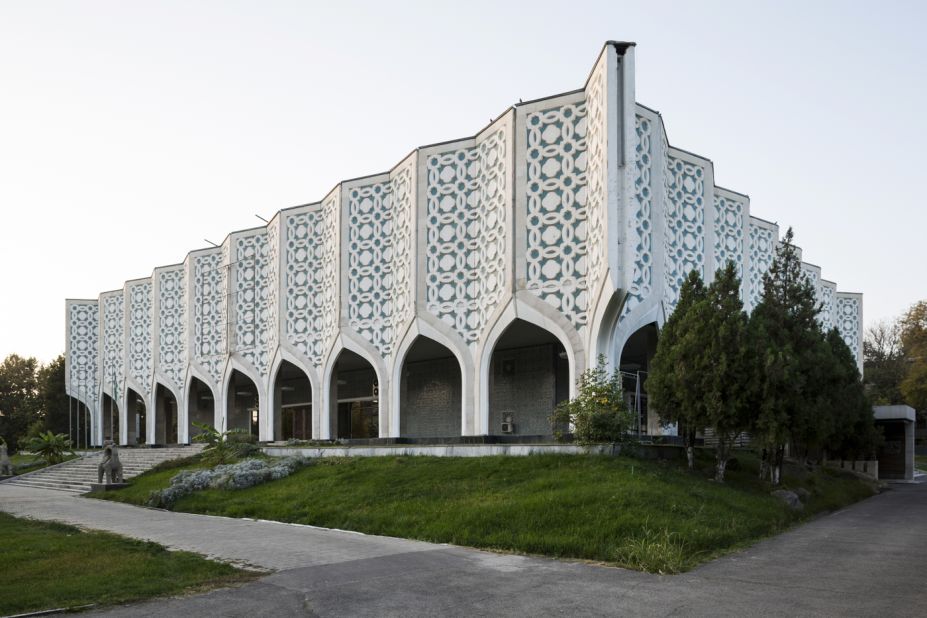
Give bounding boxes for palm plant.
[27,431,73,465]
[191,422,256,464]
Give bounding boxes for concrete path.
[1,482,925,617]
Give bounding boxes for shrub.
[147,457,309,509]
[550,356,636,447]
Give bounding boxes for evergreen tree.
[648,270,708,469]
[825,329,881,460]
[749,228,820,484]
[790,327,854,464]
[697,262,753,481]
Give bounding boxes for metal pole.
[85,382,90,448]
[76,382,82,450]
[68,369,74,448]
[111,370,116,444]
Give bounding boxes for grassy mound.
[93,450,876,573]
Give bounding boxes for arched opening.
[488,319,569,437]
[329,350,378,440]
[101,392,120,444]
[400,337,462,438]
[227,370,259,436]
[154,384,179,445]
[126,388,147,445]
[187,377,215,440]
[618,323,660,437]
[273,361,312,441]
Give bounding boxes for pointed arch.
[100,391,120,445]
[186,375,216,443]
[123,386,147,445]
[323,335,385,440]
[393,331,464,439]
[318,333,390,440]
[270,346,322,439]
[271,358,314,441]
[618,321,661,437]
[391,318,473,437]
[477,298,584,436]
[153,382,180,444]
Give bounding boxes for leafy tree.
[749,228,821,484]
[550,356,635,448]
[0,354,40,452]
[696,262,754,481]
[36,355,69,437]
[863,320,905,404]
[647,270,709,470]
[899,301,927,412]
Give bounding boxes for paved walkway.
[1,481,925,617]
[0,484,435,571]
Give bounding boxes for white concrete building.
[65,42,863,446]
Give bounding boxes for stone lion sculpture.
[97,441,124,484]
[0,443,12,476]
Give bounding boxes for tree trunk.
[759,447,769,481]
[771,444,785,486]
[684,428,697,470]
[715,432,737,483]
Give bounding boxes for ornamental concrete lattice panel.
[65,42,864,445]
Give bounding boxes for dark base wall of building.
[489,343,567,436]
[400,356,462,438]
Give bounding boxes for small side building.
[873,405,916,481]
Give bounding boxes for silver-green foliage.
[147,457,309,509]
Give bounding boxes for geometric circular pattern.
[157,267,186,390]
[426,130,507,344]
[525,101,589,328]
[663,155,706,310]
[348,162,414,359]
[67,300,99,411]
[193,250,225,385]
[624,113,654,318]
[713,194,745,284]
[127,281,152,396]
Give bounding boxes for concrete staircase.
[0,445,205,494]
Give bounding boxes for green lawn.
[0,512,257,616]
[92,450,876,573]
[916,455,927,472]
[8,453,78,475]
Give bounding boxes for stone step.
[1,445,205,493]
[5,480,87,493]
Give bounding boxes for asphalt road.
[1,480,924,617]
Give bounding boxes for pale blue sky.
[1,0,924,362]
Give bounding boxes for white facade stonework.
[65,43,864,445]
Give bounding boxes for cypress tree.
[698,262,752,481]
[648,270,708,469]
[750,228,821,484]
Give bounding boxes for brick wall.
[401,356,461,437]
[489,344,563,436]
